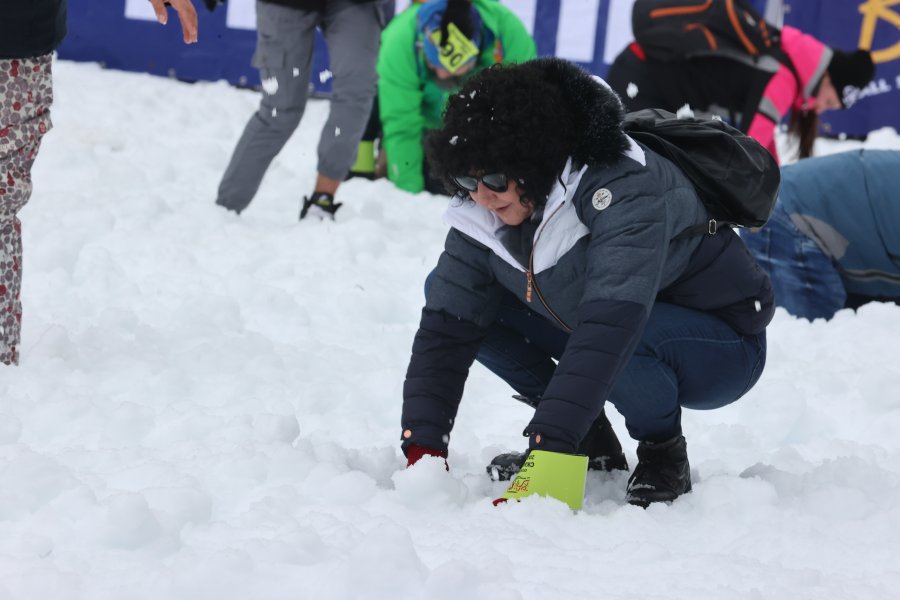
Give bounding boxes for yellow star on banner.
[858,0,900,62]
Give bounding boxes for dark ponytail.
[788,109,819,160]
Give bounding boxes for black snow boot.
[625,434,692,508]
[486,404,629,481]
[300,192,343,221]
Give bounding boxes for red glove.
[405,444,449,470]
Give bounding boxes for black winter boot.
[300,192,342,221]
[625,434,692,508]
[486,405,629,481]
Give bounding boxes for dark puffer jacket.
[0,0,67,60]
[401,59,774,455]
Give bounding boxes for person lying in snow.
[742,149,900,321]
[399,58,774,508]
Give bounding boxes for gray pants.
[217,0,383,212]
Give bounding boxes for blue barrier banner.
[61,0,332,92]
[65,1,257,85]
[59,0,899,137]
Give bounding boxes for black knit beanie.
[827,49,875,107]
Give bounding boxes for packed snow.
[2,59,899,599]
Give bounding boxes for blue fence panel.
[59,0,900,136]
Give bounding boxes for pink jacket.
[746,26,832,163]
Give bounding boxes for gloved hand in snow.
[405,444,449,471]
[493,449,588,510]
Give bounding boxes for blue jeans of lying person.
[740,204,846,321]
[475,294,767,443]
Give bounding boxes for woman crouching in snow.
[400,58,773,507]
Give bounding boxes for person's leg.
[607,302,766,442]
[317,0,382,184]
[347,99,381,180]
[607,302,766,505]
[468,291,765,497]
[470,290,766,438]
[216,1,318,213]
[298,0,383,220]
[0,55,53,366]
[741,205,846,320]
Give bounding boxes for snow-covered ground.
[2,59,899,599]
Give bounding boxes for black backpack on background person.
[631,0,785,65]
[623,108,780,238]
[628,0,801,137]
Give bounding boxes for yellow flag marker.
[497,450,588,510]
[429,22,479,73]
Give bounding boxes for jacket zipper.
[525,203,573,333]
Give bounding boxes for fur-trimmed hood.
[426,57,633,204]
[521,57,631,167]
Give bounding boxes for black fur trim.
[523,58,631,167]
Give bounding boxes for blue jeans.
[477,295,766,441]
[741,204,846,320]
[424,272,767,442]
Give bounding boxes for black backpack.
[623,108,780,238]
[631,0,786,64]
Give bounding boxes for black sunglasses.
[452,173,509,193]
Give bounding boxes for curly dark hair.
[425,58,630,208]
